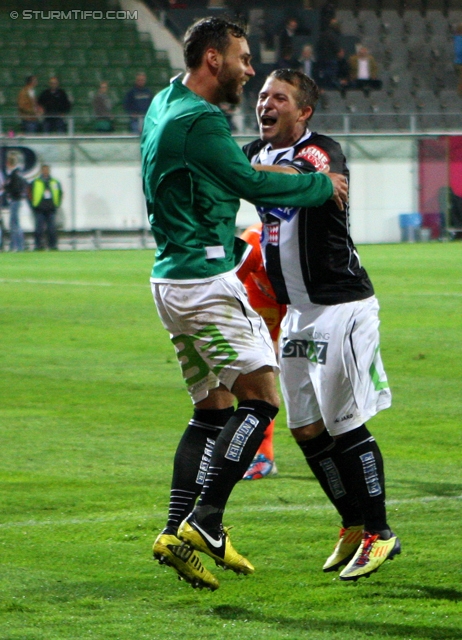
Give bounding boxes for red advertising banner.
[419,136,462,238]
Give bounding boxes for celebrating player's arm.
[253,163,348,211]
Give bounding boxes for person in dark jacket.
[123,72,154,134]
[316,18,342,89]
[4,154,27,252]
[38,76,71,133]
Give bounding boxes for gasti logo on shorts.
[295,145,331,172]
[282,338,328,364]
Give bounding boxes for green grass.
[1,244,461,640]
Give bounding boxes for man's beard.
[217,66,242,105]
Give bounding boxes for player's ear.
[205,47,221,70]
[299,106,313,125]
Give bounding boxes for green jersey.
[141,77,333,282]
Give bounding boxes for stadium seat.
[358,10,381,39]
[111,50,132,67]
[381,10,404,38]
[63,68,83,86]
[380,0,402,12]
[336,10,360,37]
[321,90,348,114]
[392,88,417,113]
[346,90,373,112]
[89,49,110,67]
[70,32,94,48]
[70,85,93,106]
[370,91,401,131]
[100,67,126,88]
[426,11,449,36]
[425,0,446,10]
[403,10,426,38]
[66,50,87,67]
[3,52,20,67]
[401,0,424,11]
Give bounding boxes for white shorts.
[279,296,391,436]
[151,273,278,403]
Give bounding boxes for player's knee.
[291,419,326,442]
[231,366,280,407]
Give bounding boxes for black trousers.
[34,210,57,249]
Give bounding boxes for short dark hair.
[25,75,36,85]
[268,68,319,116]
[183,16,247,70]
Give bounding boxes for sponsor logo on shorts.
[334,413,353,424]
[306,340,328,364]
[282,339,307,357]
[281,338,328,364]
[294,145,331,172]
[225,414,259,462]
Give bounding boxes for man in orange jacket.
[237,222,286,479]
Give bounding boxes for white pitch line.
[0,494,460,530]
[0,278,148,288]
[406,292,462,297]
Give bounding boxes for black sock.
[163,407,234,535]
[194,400,279,530]
[334,424,389,534]
[297,429,364,528]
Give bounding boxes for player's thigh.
[151,276,278,403]
[231,365,279,406]
[279,337,322,429]
[282,297,390,435]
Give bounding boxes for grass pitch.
[1,244,461,640]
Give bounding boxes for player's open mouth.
[260,115,277,128]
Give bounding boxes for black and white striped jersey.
[243,130,374,306]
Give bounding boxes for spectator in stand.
[92,81,114,133]
[454,23,462,96]
[279,18,310,59]
[320,1,336,31]
[38,76,71,133]
[123,72,154,134]
[277,47,302,71]
[348,45,382,95]
[316,18,341,90]
[4,154,27,252]
[30,164,63,251]
[299,44,317,81]
[337,48,350,97]
[17,75,43,133]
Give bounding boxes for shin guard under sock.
[195,400,279,529]
[334,424,389,533]
[297,429,364,528]
[164,406,234,534]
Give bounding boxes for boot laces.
[356,532,379,566]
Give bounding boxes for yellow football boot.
[323,524,364,572]
[339,531,401,581]
[178,514,254,575]
[153,533,219,591]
